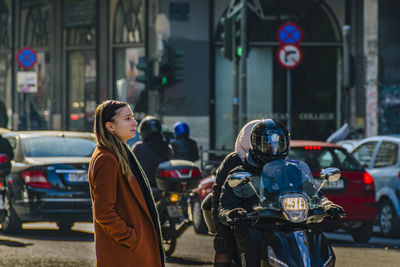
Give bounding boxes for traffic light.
[158,52,171,87]
[136,56,154,89]
[157,46,185,89]
[220,15,233,60]
[234,13,242,57]
[170,47,184,84]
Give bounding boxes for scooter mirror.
[227,172,252,188]
[320,167,341,182]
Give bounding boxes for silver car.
[351,135,400,237]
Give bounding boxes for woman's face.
[106,105,138,142]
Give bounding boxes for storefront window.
[67,51,96,132]
[112,0,147,115]
[114,48,146,112]
[21,3,52,130]
[0,0,11,128]
[64,0,97,132]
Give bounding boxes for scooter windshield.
[260,159,317,203]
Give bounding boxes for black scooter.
[203,159,342,266]
[154,160,203,257]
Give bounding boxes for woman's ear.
[105,121,115,133]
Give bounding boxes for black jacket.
[170,136,199,162]
[211,152,242,225]
[132,134,173,187]
[218,159,263,226]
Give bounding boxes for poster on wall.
[17,71,38,93]
[116,48,145,112]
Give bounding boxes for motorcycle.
[155,159,203,256]
[203,159,343,266]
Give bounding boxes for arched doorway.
[213,0,343,149]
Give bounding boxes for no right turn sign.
[277,44,303,69]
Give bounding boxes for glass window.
[289,147,363,171]
[114,48,146,110]
[67,51,96,132]
[373,141,399,168]
[333,148,363,171]
[352,142,378,168]
[114,0,145,44]
[22,137,96,157]
[0,0,11,50]
[0,53,11,128]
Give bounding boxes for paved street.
[0,222,400,266]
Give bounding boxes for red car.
[290,140,378,242]
[192,141,378,243]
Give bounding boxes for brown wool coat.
[89,147,162,267]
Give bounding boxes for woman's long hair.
[94,100,133,178]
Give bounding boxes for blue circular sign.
[17,47,37,69]
[277,22,303,45]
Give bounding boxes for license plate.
[166,205,184,219]
[66,173,88,182]
[314,178,344,189]
[283,197,306,211]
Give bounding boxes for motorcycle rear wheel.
[163,237,177,257]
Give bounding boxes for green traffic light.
[161,76,168,85]
[237,46,242,57]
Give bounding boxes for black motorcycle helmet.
[250,119,290,164]
[138,116,162,141]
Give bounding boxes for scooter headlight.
[280,193,309,223]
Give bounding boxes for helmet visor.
[252,133,288,155]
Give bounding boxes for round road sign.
[277,44,303,69]
[277,22,303,45]
[16,47,37,69]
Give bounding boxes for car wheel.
[192,198,208,234]
[350,221,373,243]
[1,194,22,234]
[57,221,74,232]
[379,200,399,237]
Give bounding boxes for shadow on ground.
[0,238,33,247]
[0,228,94,242]
[166,256,213,265]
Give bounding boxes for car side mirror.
[320,167,341,182]
[227,172,252,188]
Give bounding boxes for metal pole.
[232,51,239,140]
[286,69,291,133]
[239,0,247,128]
[158,88,164,123]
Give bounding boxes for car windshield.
[289,147,363,172]
[22,137,97,157]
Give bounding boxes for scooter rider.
[219,119,344,266]
[132,116,174,187]
[212,120,260,267]
[170,121,199,162]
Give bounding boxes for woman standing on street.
[89,100,164,267]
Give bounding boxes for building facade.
[0,0,399,151]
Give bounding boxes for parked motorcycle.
[203,159,343,266]
[155,159,203,256]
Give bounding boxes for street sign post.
[277,22,303,133]
[16,47,37,69]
